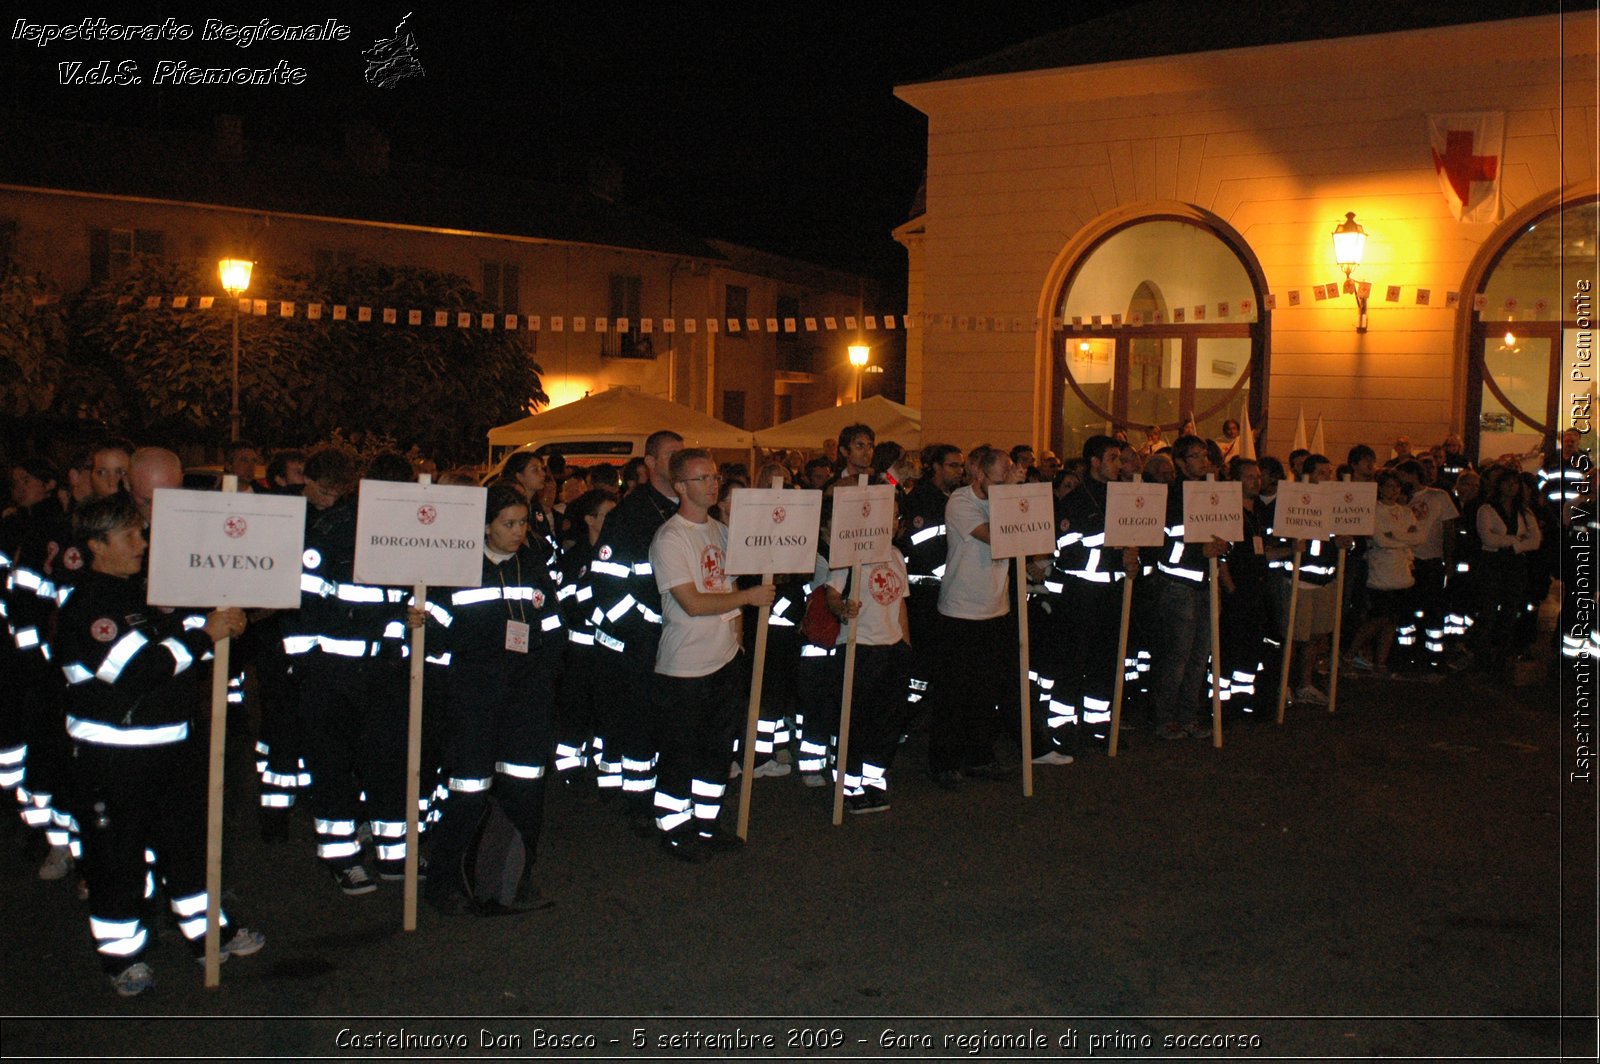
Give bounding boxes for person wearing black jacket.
[424,485,565,914]
[56,494,263,996]
[588,430,681,831]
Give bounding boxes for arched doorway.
[1049,216,1269,462]
[1464,195,1599,461]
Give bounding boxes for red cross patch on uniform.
[91,618,118,643]
[531,589,545,609]
[868,566,904,606]
[598,545,612,560]
[63,545,85,571]
[913,516,925,529]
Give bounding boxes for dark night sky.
[3,3,1135,283]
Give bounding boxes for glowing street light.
[848,341,869,402]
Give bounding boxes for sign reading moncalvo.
[987,482,1057,559]
[354,480,487,587]
[147,488,306,608]
[829,483,897,565]
[724,487,823,575]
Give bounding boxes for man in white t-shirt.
[1394,459,1459,670]
[927,448,1015,789]
[649,448,775,862]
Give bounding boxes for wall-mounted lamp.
[1332,212,1368,333]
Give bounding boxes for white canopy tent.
[753,395,922,451]
[487,388,753,460]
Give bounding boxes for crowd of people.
[1,419,1591,997]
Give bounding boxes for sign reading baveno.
[147,488,306,608]
[986,482,1057,559]
[723,488,823,575]
[828,484,897,565]
[354,480,487,587]
[1104,482,1169,547]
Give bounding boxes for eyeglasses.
[681,474,721,484]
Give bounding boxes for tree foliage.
[70,258,545,466]
[0,271,68,418]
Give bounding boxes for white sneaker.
[752,759,792,778]
[801,772,828,788]
[38,845,74,881]
[1294,684,1329,705]
[111,961,155,997]
[1031,750,1075,765]
[728,760,741,779]
[197,927,266,965]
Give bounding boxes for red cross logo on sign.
[223,516,248,539]
[862,501,872,518]
[1345,493,1354,504]
[1209,493,1218,506]
[1018,499,1029,514]
[1134,496,1145,510]
[417,505,437,525]
[771,507,786,524]
[1301,494,1312,505]
[91,618,118,643]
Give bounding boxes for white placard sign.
[353,480,487,587]
[1104,482,1169,547]
[724,488,823,575]
[1182,480,1244,543]
[1326,481,1378,536]
[1272,482,1331,540]
[829,484,897,565]
[987,482,1058,559]
[147,489,306,608]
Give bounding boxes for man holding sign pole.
[928,449,1015,789]
[649,450,773,862]
[1149,437,1229,741]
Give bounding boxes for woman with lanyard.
[424,485,565,916]
[1471,465,1541,674]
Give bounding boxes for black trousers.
[76,740,235,971]
[296,652,407,869]
[927,614,1012,774]
[651,655,745,836]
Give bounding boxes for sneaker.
[111,961,155,998]
[1294,685,1329,705]
[1349,654,1375,671]
[696,825,745,853]
[845,791,891,815]
[38,845,74,881]
[331,864,378,896]
[752,759,792,778]
[800,772,828,788]
[1031,750,1075,765]
[1157,721,1189,741]
[198,927,266,965]
[659,831,711,864]
[378,858,427,883]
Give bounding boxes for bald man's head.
[129,447,183,520]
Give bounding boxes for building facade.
[895,7,1597,463]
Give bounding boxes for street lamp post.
[848,342,869,403]
[218,258,253,442]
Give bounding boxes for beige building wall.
[0,185,867,430]
[896,11,1598,460]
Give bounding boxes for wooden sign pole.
[402,472,431,932]
[831,562,865,825]
[1329,545,1348,715]
[1107,474,1145,760]
[1017,556,1035,796]
[831,474,870,825]
[1275,547,1303,725]
[1204,474,1224,749]
[202,474,237,988]
[735,572,774,841]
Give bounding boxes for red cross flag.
[1429,112,1503,223]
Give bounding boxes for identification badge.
[1252,536,1265,555]
[505,619,530,654]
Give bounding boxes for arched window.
[1050,217,1268,462]
[1466,197,1599,462]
